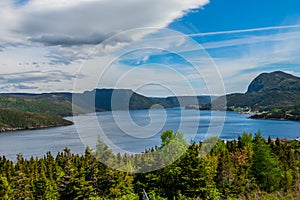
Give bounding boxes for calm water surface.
[1,108,300,160]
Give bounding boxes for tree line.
[1,131,300,199]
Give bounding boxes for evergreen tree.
[0,175,13,199]
[251,133,282,192]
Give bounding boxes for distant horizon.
[0,70,298,97]
[0,87,219,98]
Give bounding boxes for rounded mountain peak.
[246,71,300,93]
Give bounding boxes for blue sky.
[170,0,300,33]
[14,0,30,6]
[167,0,300,94]
[0,0,300,96]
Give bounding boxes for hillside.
[0,89,215,131]
[201,71,300,121]
[225,91,300,111]
[95,89,156,110]
[247,71,300,93]
[0,108,73,131]
[72,89,159,113]
[150,95,215,108]
[1,89,215,116]
[0,94,73,117]
[3,71,299,122]
[224,71,300,111]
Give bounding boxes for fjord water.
[1,107,300,160]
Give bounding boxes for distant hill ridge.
[2,71,299,117]
[0,89,214,117]
[3,70,300,130]
[0,88,215,131]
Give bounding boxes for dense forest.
[0,96,73,117]
[1,131,300,199]
[0,108,73,131]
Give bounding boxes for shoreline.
[0,121,74,133]
[185,105,300,123]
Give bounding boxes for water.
[1,108,300,160]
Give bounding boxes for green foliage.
[211,71,300,113]
[251,133,282,192]
[247,71,300,93]
[1,132,300,199]
[0,108,73,131]
[0,95,73,117]
[0,175,13,199]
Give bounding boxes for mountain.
[0,89,215,131]
[72,89,159,113]
[2,71,299,130]
[7,70,300,119]
[0,89,215,116]
[0,94,73,117]
[0,108,73,132]
[247,71,300,93]
[200,71,300,122]
[223,71,300,111]
[69,89,216,114]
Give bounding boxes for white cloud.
[2,0,300,96]
[1,0,209,47]
[0,0,210,93]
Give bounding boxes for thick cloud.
[0,0,210,92]
[29,32,133,47]
[1,0,209,46]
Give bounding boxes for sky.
[0,0,300,96]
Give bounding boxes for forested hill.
[0,89,213,131]
[247,71,300,93]
[72,89,158,112]
[0,89,214,116]
[0,94,73,117]
[0,108,73,131]
[208,71,300,112]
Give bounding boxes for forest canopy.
[1,131,300,199]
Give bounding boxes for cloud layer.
[1,0,300,95]
[0,0,211,93]
[1,0,209,46]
